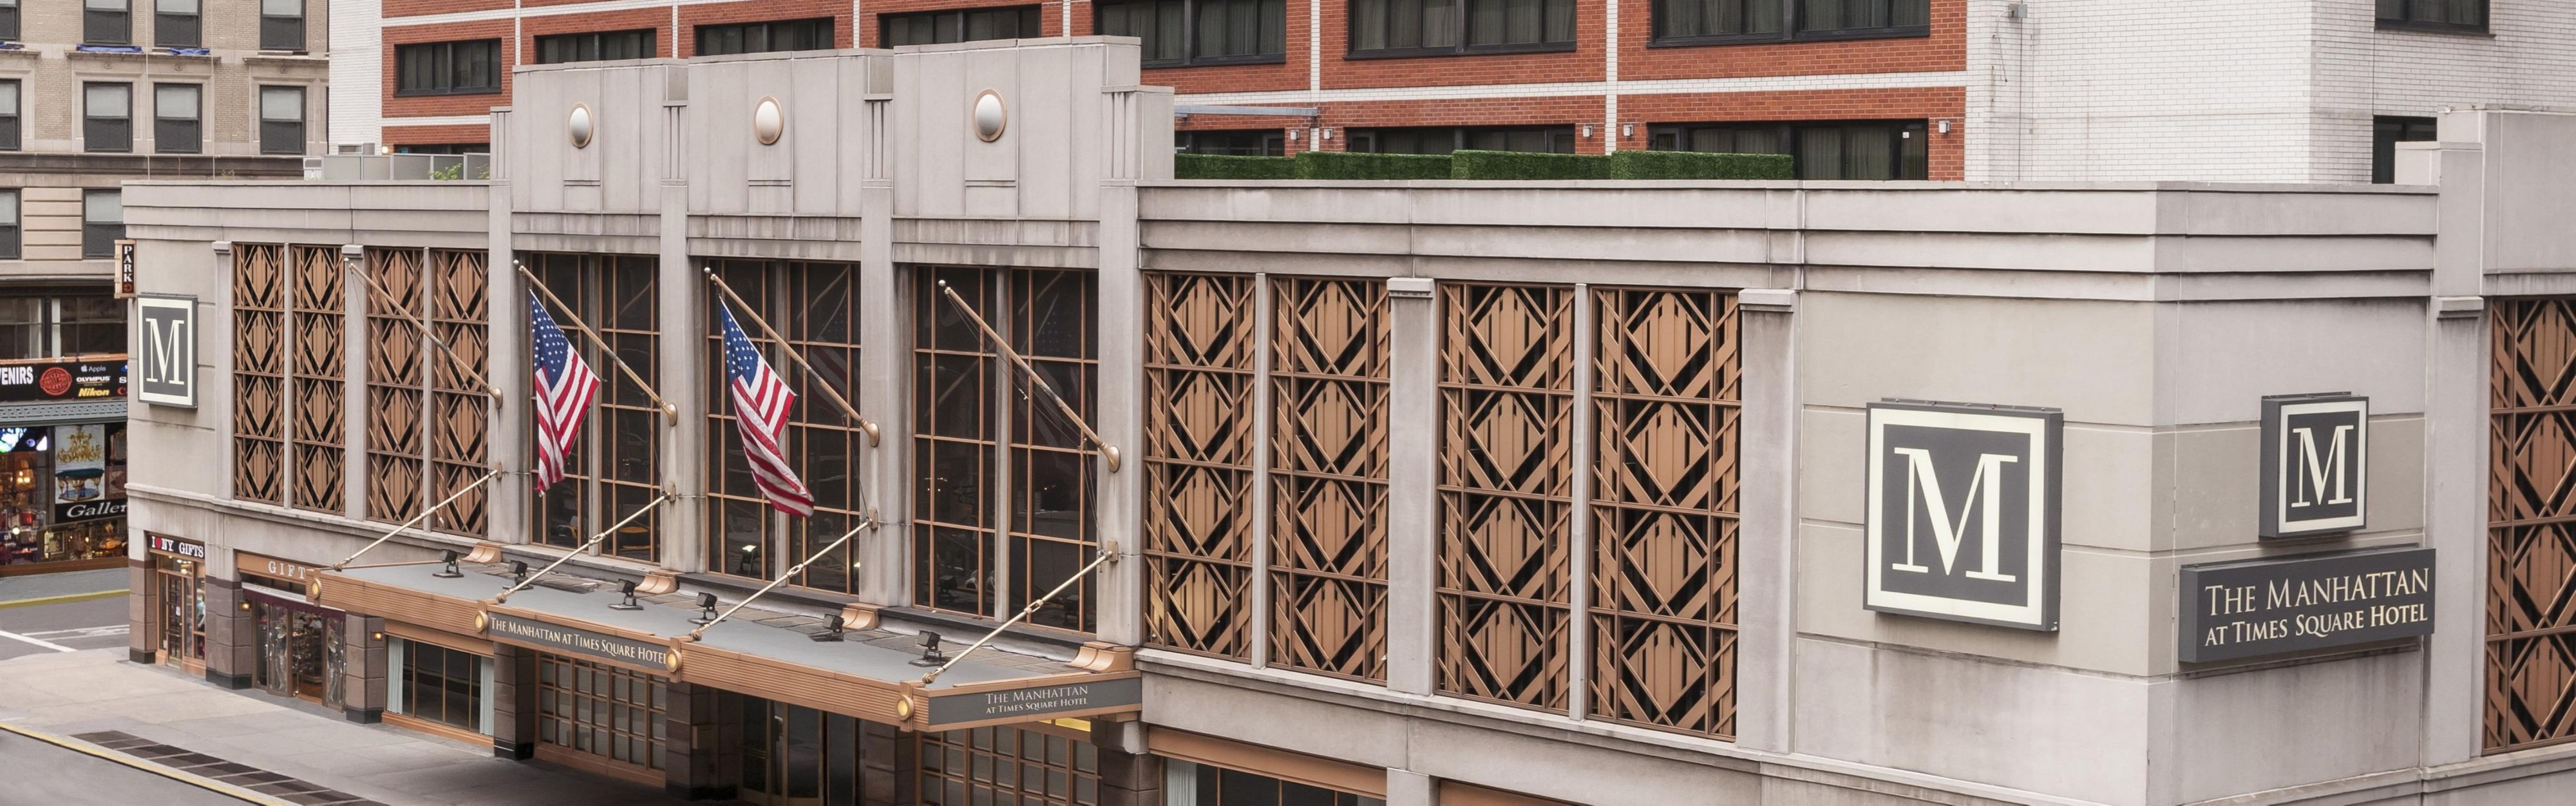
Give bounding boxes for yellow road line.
[0,720,292,805]
[0,589,128,610]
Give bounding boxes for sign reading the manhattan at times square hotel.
[2179,546,2435,663]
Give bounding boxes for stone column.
[659,681,727,800]
[858,718,918,806]
[490,643,538,760]
[341,613,386,724]
[1386,769,1435,806]
[199,577,252,689]
[1732,288,1798,753]
[126,557,153,664]
[1092,724,1162,806]
[1383,276,1439,695]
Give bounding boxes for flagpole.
[702,269,881,446]
[515,262,679,423]
[685,510,878,642]
[330,469,502,570]
[493,493,671,603]
[344,262,503,400]
[932,280,1122,472]
[917,541,1119,684]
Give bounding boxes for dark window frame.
[395,640,487,734]
[393,39,504,97]
[155,0,200,48]
[260,0,305,51]
[0,189,19,262]
[1346,0,1578,59]
[1097,0,1289,68]
[84,0,130,46]
[153,82,200,155]
[0,0,24,41]
[878,6,1043,48]
[2372,115,2438,184]
[1346,125,1578,154]
[1647,118,1929,180]
[81,189,122,260]
[2377,0,2486,34]
[0,79,20,152]
[1177,130,1286,155]
[83,82,132,154]
[1651,0,1929,48]
[695,17,836,57]
[535,28,658,64]
[258,84,303,155]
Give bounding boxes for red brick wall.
[860,0,1067,48]
[1620,0,1964,81]
[383,0,509,18]
[1318,0,1604,90]
[381,20,516,124]
[677,0,853,56]
[1619,87,1965,178]
[383,123,493,147]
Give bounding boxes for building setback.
[127,38,2576,806]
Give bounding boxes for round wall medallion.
[753,97,784,146]
[568,104,594,149]
[972,90,1007,142]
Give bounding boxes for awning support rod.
[515,261,679,422]
[917,542,1118,685]
[684,510,879,642]
[330,469,500,570]
[702,268,882,446]
[933,280,1122,472]
[493,493,671,604]
[345,261,504,401]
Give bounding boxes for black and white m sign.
[135,294,196,408]
[2259,393,2367,539]
[1866,401,2061,631]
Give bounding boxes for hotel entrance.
[724,693,864,806]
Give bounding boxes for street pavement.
[0,727,245,805]
[0,594,130,660]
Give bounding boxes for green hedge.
[1293,151,1454,180]
[1450,149,1611,180]
[1607,150,1794,180]
[1174,154,1299,180]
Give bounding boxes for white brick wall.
[327,0,380,149]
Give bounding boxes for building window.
[1163,760,1388,806]
[535,654,667,774]
[1653,0,1924,45]
[155,0,198,47]
[0,294,124,358]
[2373,115,2437,184]
[1097,0,1286,66]
[0,190,15,262]
[395,40,502,96]
[0,81,18,151]
[2379,0,2483,33]
[703,260,867,593]
[1648,119,1927,180]
[261,0,304,50]
[529,254,658,559]
[81,191,121,259]
[154,84,200,154]
[1177,130,1285,155]
[0,0,18,41]
[1347,126,1576,154]
[881,6,1042,47]
[696,17,835,56]
[1348,0,1573,56]
[259,86,304,155]
[390,638,492,736]
[85,0,129,45]
[913,267,1101,632]
[84,83,131,153]
[920,726,1101,806]
[536,28,657,64]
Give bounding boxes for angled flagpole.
[685,510,878,641]
[701,268,881,445]
[515,261,679,422]
[917,542,1119,684]
[494,493,671,603]
[931,280,1122,471]
[345,255,502,400]
[330,469,502,570]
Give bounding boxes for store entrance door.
[731,694,862,806]
[250,591,343,707]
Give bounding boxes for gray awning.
[0,399,127,428]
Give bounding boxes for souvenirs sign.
[2179,546,2435,663]
[0,359,124,403]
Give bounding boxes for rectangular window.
[261,0,304,50]
[0,81,19,151]
[2379,0,2484,32]
[85,0,129,45]
[696,17,835,56]
[155,0,199,47]
[1647,119,1927,180]
[154,84,200,155]
[390,639,492,735]
[1794,0,1926,35]
[259,86,303,155]
[1347,126,1575,154]
[1349,0,1571,55]
[880,6,1042,48]
[703,260,867,592]
[84,83,131,153]
[535,655,667,772]
[529,254,659,559]
[394,40,502,96]
[82,190,121,260]
[0,189,17,261]
[536,28,657,64]
[1163,759,1389,806]
[1653,0,1923,45]
[2373,115,2438,184]
[1099,0,1285,66]
[0,0,24,41]
[1177,130,1284,155]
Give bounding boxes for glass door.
[733,695,859,806]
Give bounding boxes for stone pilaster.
[661,681,730,801]
[340,613,384,723]
[489,643,538,760]
[199,577,252,689]
[859,718,918,806]
[1093,722,1162,806]
[126,558,153,664]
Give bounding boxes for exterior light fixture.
[1938,119,1953,135]
[238,600,251,612]
[609,579,645,611]
[1322,128,1334,141]
[370,631,384,642]
[692,592,720,624]
[1580,124,1593,138]
[1288,129,1300,142]
[433,550,463,579]
[508,560,529,584]
[812,613,847,642]
[1620,124,1634,138]
[913,631,945,666]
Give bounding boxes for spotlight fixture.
[432,550,464,578]
[509,560,530,584]
[692,592,721,625]
[913,631,945,666]
[609,579,645,611]
[811,613,846,642]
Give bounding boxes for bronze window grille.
[702,259,869,592]
[1435,282,1575,711]
[1269,277,1390,682]
[535,654,668,772]
[918,724,1101,806]
[2488,297,2576,753]
[527,253,659,560]
[288,244,345,513]
[232,243,287,504]
[1141,272,1257,660]
[428,250,490,537]
[363,247,427,524]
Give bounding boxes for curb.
[0,589,127,610]
[0,720,292,805]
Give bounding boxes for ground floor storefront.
[0,388,128,575]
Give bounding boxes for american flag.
[719,301,814,517]
[528,291,600,493]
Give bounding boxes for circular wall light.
[972,90,1007,142]
[753,97,784,146]
[568,104,594,149]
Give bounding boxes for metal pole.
[493,494,670,603]
[685,510,879,641]
[330,469,500,570]
[918,542,1118,684]
[515,261,679,422]
[933,280,1122,472]
[703,269,882,446]
[345,264,504,400]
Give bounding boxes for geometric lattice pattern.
[232,244,287,505]
[289,245,345,514]
[1437,283,1573,711]
[1143,272,1255,660]
[428,249,490,537]
[2489,298,2576,753]
[1587,287,1739,738]
[364,247,426,524]
[1270,277,1389,682]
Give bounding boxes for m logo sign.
[1866,401,2061,631]
[135,295,196,408]
[2259,393,2367,539]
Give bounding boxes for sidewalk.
[0,568,129,607]
[0,648,699,805]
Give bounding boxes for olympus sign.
[1864,400,2062,631]
[2259,393,2367,539]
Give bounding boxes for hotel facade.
[124,38,2576,806]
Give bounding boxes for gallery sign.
[2179,546,2434,663]
[486,612,676,673]
[2259,393,2367,539]
[135,295,196,408]
[1864,400,2061,631]
[922,676,1145,728]
[54,497,126,523]
[0,359,124,403]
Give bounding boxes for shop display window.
[920,724,1101,806]
[252,597,343,707]
[1162,759,1386,806]
[536,654,668,772]
[0,422,129,570]
[390,638,493,734]
[152,553,204,668]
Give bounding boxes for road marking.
[20,625,127,640]
[0,629,77,652]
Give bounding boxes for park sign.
[2178,546,2434,663]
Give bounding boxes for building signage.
[486,612,674,672]
[1865,400,2061,631]
[115,239,137,298]
[2259,393,2367,539]
[923,676,1145,727]
[53,497,127,523]
[146,533,205,560]
[2179,546,2434,663]
[0,359,125,403]
[237,552,324,587]
[135,295,196,408]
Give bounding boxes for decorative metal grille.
[429,249,489,537]
[1142,272,1255,659]
[1587,287,1740,738]
[232,243,287,504]
[2488,297,2576,753]
[1269,278,1389,682]
[289,245,344,513]
[363,247,425,523]
[1436,283,1573,711]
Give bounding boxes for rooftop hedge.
[1292,150,1455,180]
[1173,153,1298,180]
[1608,149,1794,180]
[1449,149,1612,180]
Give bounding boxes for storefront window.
[149,546,204,668]
[920,724,1100,806]
[249,581,343,708]
[536,653,668,773]
[0,423,128,570]
[1163,760,1387,806]
[390,638,493,734]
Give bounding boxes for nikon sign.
[2259,393,2367,539]
[1864,401,2061,631]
